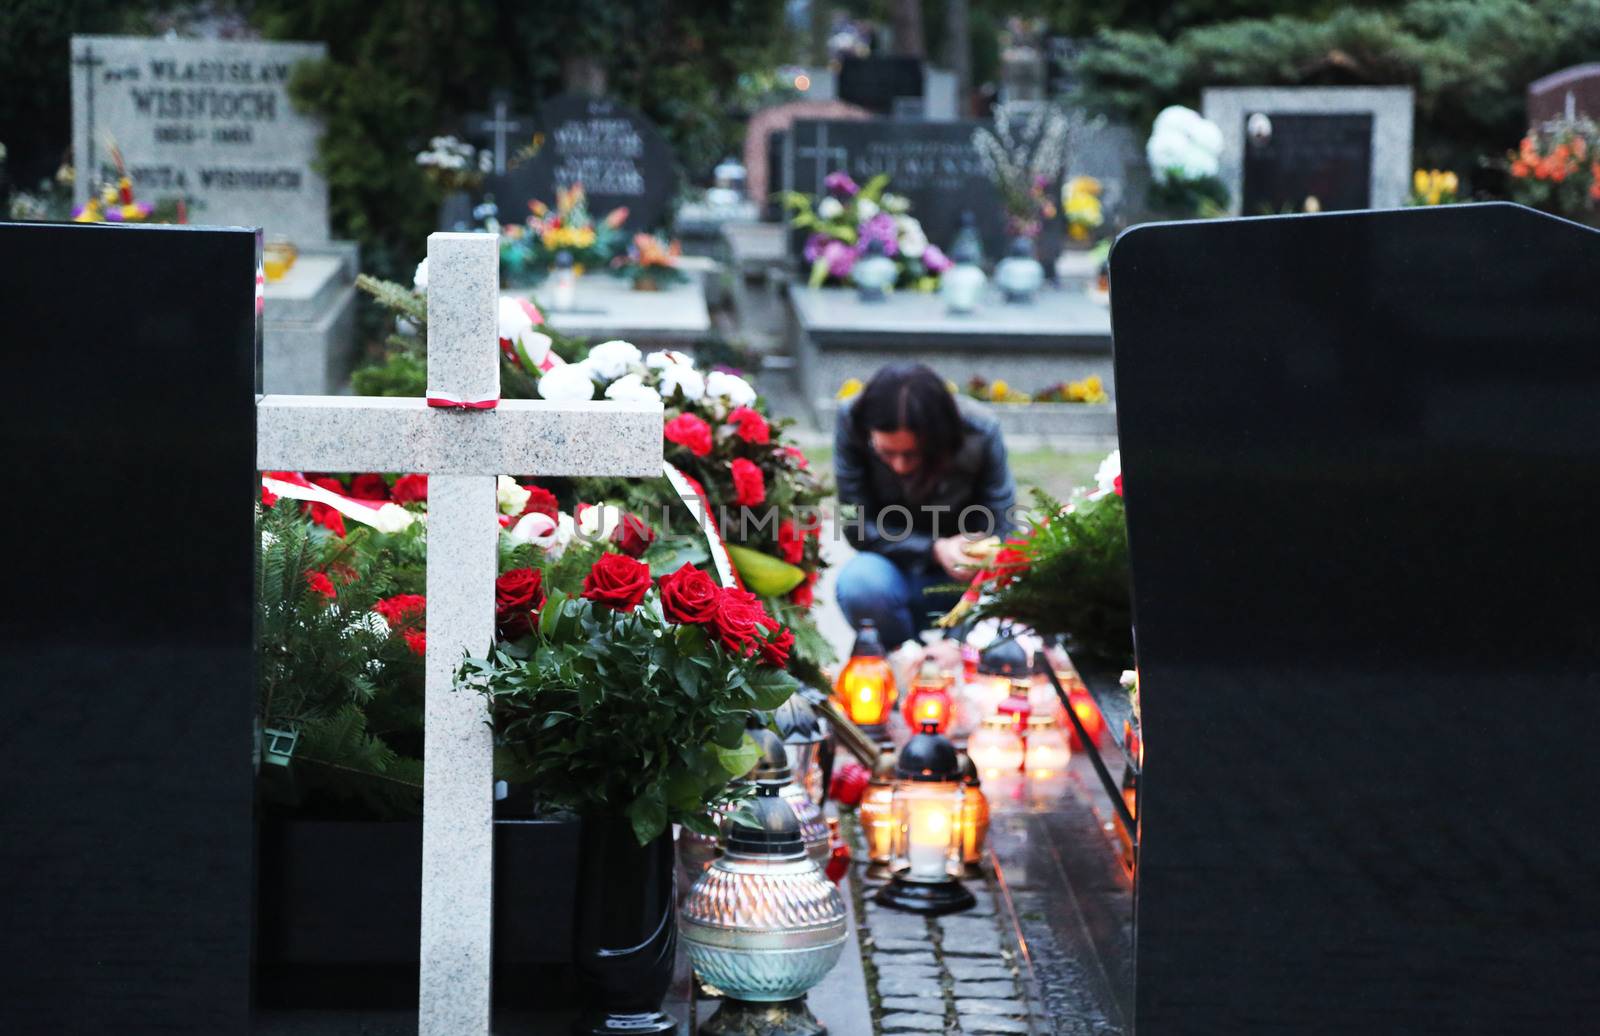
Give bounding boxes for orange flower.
[1511,160,1531,178]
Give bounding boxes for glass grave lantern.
[941,227,988,315]
[682,730,848,1036]
[858,752,899,879]
[747,708,830,868]
[973,633,1030,712]
[833,619,896,736]
[964,713,1026,800]
[1025,712,1073,805]
[901,658,955,735]
[853,238,897,302]
[875,722,976,915]
[994,236,1045,304]
[550,248,578,310]
[957,752,990,878]
[773,692,830,815]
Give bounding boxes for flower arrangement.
[72,145,154,223]
[499,183,628,284]
[965,376,1032,404]
[1507,117,1600,220]
[1145,106,1229,218]
[463,552,801,843]
[939,450,1132,668]
[1409,169,1460,206]
[611,232,688,290]
[1062,176,1104,243]
[963,374,1109,405]
[972,103,1070,238]
[783,172,952,290]
[415,135,491,192]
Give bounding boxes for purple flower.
[858,213,899,256]
[803,232,829,263]
[824,171,859,198]
[922,244,953,275]
[821,239,857,279]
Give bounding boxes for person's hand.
[933,535,980,581]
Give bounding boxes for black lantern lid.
[957,751,980,787]
[850,619,887,659]
[721,795,805,856]
[742,727,792,786]
[896,728,961,783]
[768,692,825,745]
[976,633,1028,677]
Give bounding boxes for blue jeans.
[835,552,962,648]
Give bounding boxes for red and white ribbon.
[424,389,499,410]
[262,472,418,533]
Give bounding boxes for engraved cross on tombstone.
[471,91,530,176]
[786,123,850,195]
[256,232,662,1035]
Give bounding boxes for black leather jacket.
[833,397,1016,572]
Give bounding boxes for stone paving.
[842,817,1041,1035]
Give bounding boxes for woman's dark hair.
[852,363,963,470]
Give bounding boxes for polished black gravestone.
[1111,204,1600,1034]
[487,93,676,235]
[0,222,258,1032]
[1241,112,1371,214]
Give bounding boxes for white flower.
[604,372,658,403]
[1091,449,1122,499]
[497,475,531,516]
[577,503,624,542]
[656,363,705,401]
[645,349,694,370]
[705,370,757,407]
[498,296,538,343]
[1147,106,1223,183]
[413,258,429,292]
[897,216,927,259]
[881,192,911,214]
[585,339,642,381]
[538,363,597,401]
[509,511,575,558]
[817,196,845,220]
[515,331,554,369]
[856,197,879,220]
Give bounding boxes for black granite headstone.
[1110,203,1600,1034]
[1045,35,1087,99]
[784,118,1007,259]
[0,221,258,1032]
[487,93,676,234]
[1241,112,1372,214]
[838,56,924,115]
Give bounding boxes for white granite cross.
[256,232,662,1035]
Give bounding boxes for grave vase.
[573,814,679,1035]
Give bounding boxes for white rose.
[856,197,879,220]
[646,349,695,370]
[897,217,928,259]
[497,475,532,516]
[705,370,757,407]
[586,339,642,381]
[577,503,624,542]
[510,510,575,558]
[498,296,537,343]
[413,258,429,292]
[881,192,911,214]
[604,372,658,403]
[1147,106,1223,183]
[538,363,597,401]
[656,363,705,402]
[817,196,845,220]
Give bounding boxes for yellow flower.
[837,377,864,401]
[1413,169,1428,195]
[944,379,959,394]
[990,379,1010,400]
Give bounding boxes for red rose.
[402,629,427,656]
[311,476,346,494]
[783,445,810,470]
[777,519,805,564]
[711,588,769,657]
[261,484,279,508]
[611,512,656,558]
[306,502,346,537]
[374,593,427,630]
[521,482,559,518]
[495,568,545,638]
[757,615,794,668]
[304,570,336,599]
[730,458,765,507]
[1113,473,1123,496]
[391,474,429,503]
[664,413,713,457]
[581,553,653,612]
[789,571,817,609]
[726,406,770,445]
[350,473,390,501]
[657,563,721,625]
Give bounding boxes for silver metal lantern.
[768,696,831,868]
[681,730,848,1036]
